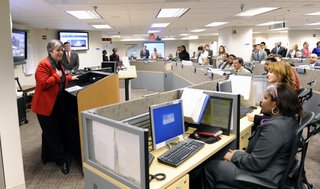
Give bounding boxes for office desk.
[118,66,137,101]
[149,134,236,189]
[239,107,261,149]
[20,85,35,109]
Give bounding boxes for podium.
[64,71,120,168]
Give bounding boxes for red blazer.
[32,57,72,116]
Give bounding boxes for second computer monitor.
[101,61,116,73]
[150,99,185,150]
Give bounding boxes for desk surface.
[239,107,261,134]
[21,85,35,93]
[149,133,236,189]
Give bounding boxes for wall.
[0,0,26,188]
[254,32,288,49]
[288,30,320,50]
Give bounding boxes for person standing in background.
[140,46,150,59]
[271,42,287,57]
[32,39,78,175]
[61,42,79,74]
[205,44,214,66]
[110,48,121,67]
[102,50,109,61]
[179,45,190,61]
[260,42,271,55]
[251,44,267,62]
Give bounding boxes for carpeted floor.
[20,89,320,188]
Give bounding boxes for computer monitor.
[217,79,232,93]
[82,112,149,189]
[150,99,185,150]
[199,95,233,135]
[101,61,117,73]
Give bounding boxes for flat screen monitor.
[101,61,117,73]
[200,96,233,135]
[144,42,165,59]
[150,99,184,150]
[12,29,27,64]
[217,79,232,93]
[58,31,89,50]
[82,112,149,189]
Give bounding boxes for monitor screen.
[82,112,149,189]
[12,29,27,63]
[200,96,233,135]
[101,61,116,73]
[58,31,89,50]
[144,42,165,58]
[150,99,184,150]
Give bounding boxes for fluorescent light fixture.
[307,22,320,26]
[162,37,176,40]
[147,30,160,33]
[157,8,189,18]
[270,28,288,31]
[205,22,228,27]
[182,35,198,40]
[190,29,206,32]
[257,21,283,26]
[91,24,112,29]
[179,33,189,36]
[151,23,170,28]
[66,10,103,19]
[110,35,121,38]
[133,34,149,37]
[253,32,261,34]
[121,38,146,41]
[235,7,279,17]
[307,12,320,16]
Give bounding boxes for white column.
[218,26,253,61]
[0,0,26,188]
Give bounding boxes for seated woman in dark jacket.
[201,83,303,189]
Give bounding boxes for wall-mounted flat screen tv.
[12,29,27,64]
[58,31,89,50]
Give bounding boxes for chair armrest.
[235,174,278,189]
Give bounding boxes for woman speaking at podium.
[200,83,303,188]
[32,39,78,174]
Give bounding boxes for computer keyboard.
[240,106,254,118]
[157,138,205,167]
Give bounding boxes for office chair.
[231,111,316,189]
[244,62,254,73]
[298,80,316,104]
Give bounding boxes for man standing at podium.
[61,41,79,73]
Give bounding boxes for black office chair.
[231,111,316,189]
[298,81,316,104]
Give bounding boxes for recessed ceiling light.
[190,29,206,32]
[182,35,198,40]
[66,10,102,19]
[235,7,280,17]
[157,8,190,18]
[307,12,320,16]
[253,32,261,34]
[151,23,170,28]
[179,33,189,36]
[306,22,320,26]
[147,30,160,33]
[162,37,176,40]
[205,22,228,27]
[91,24,112,29]
[270,28,288,31]
[121,38,146,41]
[257,21,284,26]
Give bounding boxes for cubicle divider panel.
[77,74,120,170]
[191,79,226,91]
[93,89,181,121]
[252,63,265,75]
[130,60,169,72]
[131,71,165,91]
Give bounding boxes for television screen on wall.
[58,31,89,50]
[12,29,27,64]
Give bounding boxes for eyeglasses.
[149,173,166,182]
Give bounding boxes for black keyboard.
[157,139,205,167]
[240,106,254,118]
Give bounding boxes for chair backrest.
[279,111,315,189]
[298,80,316,104]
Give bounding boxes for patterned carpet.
[19,89,320,188]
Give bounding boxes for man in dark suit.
[61,42,79,73]
[271,42,287,57]
[140,46,150,59]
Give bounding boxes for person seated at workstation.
[200,83,303,189]
[217,53,229,69]
[179,45,190,61]
[299,53,320,69]
[61,41,79,74]
[247,61,299,132]
[286,44,300,58]
[102,50,108,61]
[140,45,150,59]
[166,53,174,62]
[251,44,267,63]
[151,48,162,59]
[232,57,251,74]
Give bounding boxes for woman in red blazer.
[32,39,77,174]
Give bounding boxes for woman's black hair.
[275,83,303,118]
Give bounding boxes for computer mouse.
[191,132,201,140]
[205,137,219,144]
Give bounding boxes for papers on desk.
[65,85,83,93]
